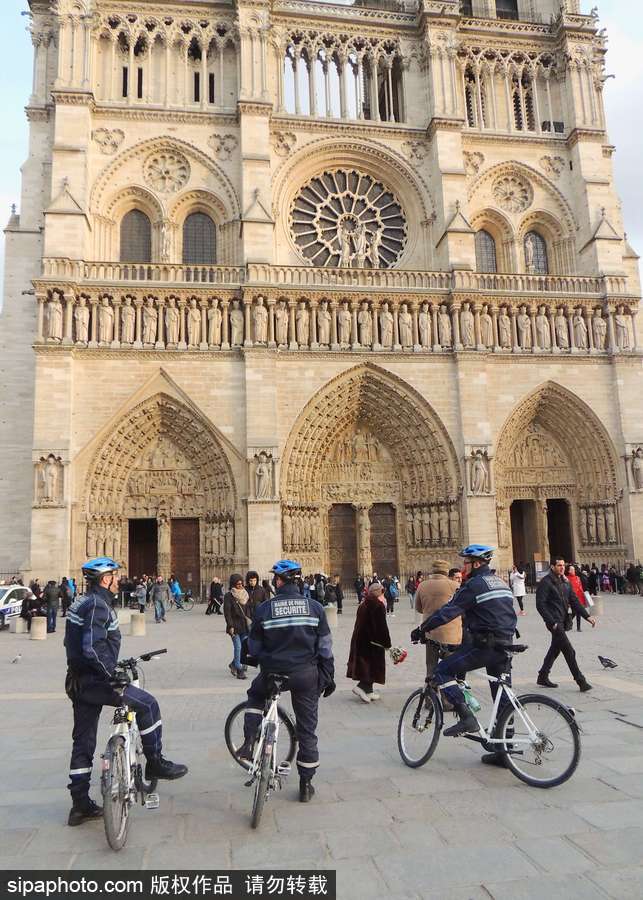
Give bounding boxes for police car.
[0,585,32,629]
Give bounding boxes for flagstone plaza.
[1,594,643,899]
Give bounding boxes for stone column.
[567,306,576,352]
[63,293,74,345]
[411,300,420,351]
[474,303,483,351]
[221,298,230,349]
[35,292,46,342]
[451,303,462,351]
[356,504,373,577]
[112,297,121,346]
[200,299,209,350]
[586,306,595,352]
[330,300,339,350]
[631,310,639,351]
[549,306,558,353]
[491,304,500,352]
[178,299,187,349]
[510,306,518,353]
[371,299,380,350]
[529,305,538,354]
[133,298,143,348]
[351,300,360,350]
[243,297,253,347]
[155,298,165,349]
[288,300,298,350]
[309,299,319,349]
[89,297,99,347]
[431,303,440,352]
[267,297,276,347]
[606,306,616,355]
[393,303,401,351]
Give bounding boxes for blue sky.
[0,2,641,285]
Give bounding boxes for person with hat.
[414,560,462,679]
[347,582,392,702]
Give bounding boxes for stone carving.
[160,220,172,264]
[438,305,452,347]
[98,297,114,344]
[165,298,180,345]
[230,299,244,347]
[283,506,321,552]
[463,151,485,176]
[540,155,565,179]
[419,303,430,348]
[449,503,460,544]
[535,305,551,349]
[208,299,222,346]
[524,233,535,270]
[143,150,190,193]
[253,296,268,344]
[402,140,428,164]
[296,301,310,346]
[592,308,607,350]
[460,302,475,348]
[498,308,512,348]
[480,305,493,348]
[121,298,135,344]
[405,501,459,548]
[596,506,607,544]
[517,305,532,349]
[275,300,288,346]
[317,301,331,345]
[493,175,533,213]
[254,451,273,499]
[399,303,413,349]
[47,295,63,341]
[615,306,631,350]
[272,131,297,157]
[289,168,407,269]
[573,308,588,350]
[74,296,89,343]
[208,133,238,161]
[379,302,393,349]
[496,504,509,547]
[35,454,63,505]
[605,505,617,543]
[470,449,491,495]
[92,128,125,155]
[337,301,351,347]
[143,298,157,345]
[358,301,372,347]
[555,308,569,349]
[631,448,643,490]
[579,507,588,545]
[187,298,201,347]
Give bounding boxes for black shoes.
[237,740,255,766]
[480,753,508,768]
[537,674,558,688]
[299,778,315,803]
[145,755,188,781]
[443,702,479,737]
[68,798,103,827]
[578,681,593,692]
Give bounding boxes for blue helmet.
[82,556,120,580]
[459,544,494,563]
[271,559,302,579]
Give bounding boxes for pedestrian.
[261,578,275,598]
[588,564,599,596]
[169,576,184,609]
[150,575,170,624]
[30,578,42,600]
[332,574,343,614]
[448,567,462,588]
[20,592,43,632]
[626,563,640,595]
[565,564,589,631]
[510,564,527,615]
[347,582,391,703]
[354,575,365,603]
[43,579,61,633]
[405,575,417,610]
[415,560,462,678]
[536,557,596,691]
[223,574,253,679]
[245,570,267,609]
[323,579,337,607]
[206,576,223,614]
[60,577,73,617]
[134,579,147,614]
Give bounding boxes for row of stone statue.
[579,504,618,546]
[203,517,236,558]
[42,294,636,353]
[406,504,461,548]
[87,517,122,561]
[282,508,322,551]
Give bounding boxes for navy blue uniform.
[419,566,517,709]
[244,584,334,778]
[64,586,162,803]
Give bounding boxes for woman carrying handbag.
[223,574,254,679]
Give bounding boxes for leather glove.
[110,670,130,688]
[410,627,424,645]
[322,680,336,698]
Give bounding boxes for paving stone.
[572,798,643,830]
[588,865,643,899]
[515,835,595,874]
[482,873,609,899]
[567,827,643,866]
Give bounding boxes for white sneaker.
[352,686,372,703]
[370,692,381,701]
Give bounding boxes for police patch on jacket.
[266,597,318,628]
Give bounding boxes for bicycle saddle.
[502,644,529,653]
[267,673,289,693]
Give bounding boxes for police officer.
[65,557,188,826]
[238,559,335,803]
[411,545,517,766]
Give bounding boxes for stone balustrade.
[36,289,639,356]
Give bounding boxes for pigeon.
[10,653,22,664]
[598,655,618,669]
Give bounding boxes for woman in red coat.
[347,583,391,702]
[565,564,588,632]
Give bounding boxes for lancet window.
[182,213,217,266]
[475,230,498,273]
[120,210,152,264]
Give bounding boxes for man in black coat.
[536,558,596,691]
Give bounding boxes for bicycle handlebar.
[116,648,167,669]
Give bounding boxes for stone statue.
[338,301,351,347]
[413,508,422,546]
[253,296,268,344]
[358,301,372,347]
[255,454,272,499]
[460,302,474,348]
[161,221,171,263]
[555,309,569,349]
[158,514,171,560]
[632,448,643,490]
[165,299,179,344]
[498,308,511,348]
[74,296,89,343]
[419,302,430,347]
[605,505,617,543]
[406,508,414,547]
[296,301,310,346]
[438,304,451,346]
[47,295,63,341]
[430,506,440,544]
[449,504,460,543]
[43,456,59,502]
[317,300,331,345]
[524,233,535,269]
[535,306,551,349]
[586,507,596,543]
[187,298,201,347]
[282,510,293,548]
[399,303,413,348]
[292,510,302,548]
[354,223,368,268]
[596,507,607,544]
[338,221,353,267]
[143,298,157,344]
[230,299,244,347]
[579,507,588,545]
[496,506,509,547]
[615,306,630,350]
[592,308,607,350]
[98,298,114,344]
[369,227,383,269]
[471,450,490,494]
[86,522,97,557]
[275,301,289,346]
[208,299,222,346]
[517,305,532,349]
[438,504,449,544]
[121,297,135,344]
[379,303,393,349]
[480,305,493,348]
[573,309,588,350]
[225,520,234,556]
[420,507,430,545]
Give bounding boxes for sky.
[0,1,641,291]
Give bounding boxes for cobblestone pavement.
[1,593,643,899]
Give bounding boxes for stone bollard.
[130,611,146,637]
[118,609,132,632]
[592,596,604,616]
[10,617,28,634]
[30,617,47,640]
[325,604,338,630]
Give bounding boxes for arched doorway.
[82,393,237,592]
[495,383,622,576]
[280,365,463,583]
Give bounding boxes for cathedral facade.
[1,0,642,590]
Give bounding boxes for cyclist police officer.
[411,545,517,766]
[239,559,335,803]
[64,557,188,826]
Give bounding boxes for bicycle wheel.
[182,596,195,611]
[495,693,581,788]
[101,736,130,851]
[398,686,443,768]
[225,701,297,771]
[251,725,275,829]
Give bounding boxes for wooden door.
[171,518,201,592]
[328,504,357,586]
[128,519,157,578]
[369,503,399,578]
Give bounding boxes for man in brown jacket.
[415,560,462,678]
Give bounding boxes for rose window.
[492,175,533,214]
[289,169,407,268]
[143,151,191,193]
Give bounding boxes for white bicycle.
[101,648,166,850]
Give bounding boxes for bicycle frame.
[459,672,542,747]
[248,693,281,781]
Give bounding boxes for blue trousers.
[431,641,512,713]
[47,605,57,633]
[68,676,163,802]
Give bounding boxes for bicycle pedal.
[144,793,160,809]
[244,778,255,788]
[277,762,291,776]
